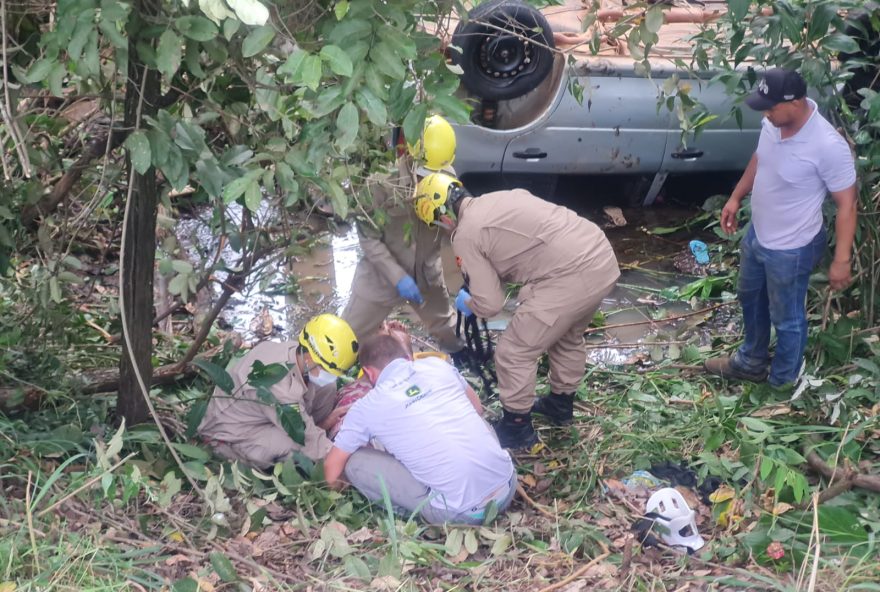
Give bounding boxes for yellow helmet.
[298,314,358,376]
[414,172,463,225]
[407,115,456,171]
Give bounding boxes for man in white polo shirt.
[324,333,517,524]
[705,68,857,387]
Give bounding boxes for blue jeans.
[732,225,827,387]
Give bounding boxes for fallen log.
[0,336,241,411]
[803,449,880,506]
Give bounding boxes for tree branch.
[21,127,129,227]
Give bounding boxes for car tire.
[451,0,555,101]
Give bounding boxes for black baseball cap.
[745,68,807,111]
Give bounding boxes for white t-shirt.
[751,98,856,250]
[334,357,514,513]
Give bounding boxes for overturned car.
[445,0,874,205]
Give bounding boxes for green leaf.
[326,181,349,219]
[817,506,868,544]
[490,533,511,555]
[334,0,350,20]
[199,0,236,25]
[184,41,207,77]
[68,17,94,62]
[278,48,307,77]
[171,259,194,274]
[209,552,240,583]
[445,529,463,556]
[176,16,218,41]
[807,3,837,42]
[124,131,152,175]
[194,359,235,394]
[24,58,55,83]
[223,18,240,40]
[431,94,470,124]
[244,181,262,212]
[759,456,774,481]
[463,530,478,554]
[171,442,211,461]
[320,45,353,77]
[402,103,428,150]
[157,471,182,507]
[242,24,274,57]
[821,33,860,54]
[378,25,417,60]
[221,145,254,166]
[335,102,359,151]
[227,0,270,26]
[645,6,664,34]
[47,62,66,98]
[740,417,772,433]
[147,129,172,168]
[157,30,182,80]
[185,399,208,438]
[370,42,405,79]
[327,18,372,45]
[247,361,289,388]
[728,0,750,22]
[354,88,387,126]
[168,274,188,299]
[98,18,127,49]
[343,555,370,581]
[223,175,255,203]
[195,158,224,198]
[277,404,305,445]
[104,419,125,460]
[364,63,388,100]
[275,161,298,194]
[300,54,323,90]
[172,577,198,592]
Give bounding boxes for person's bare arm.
[324,446,353,490]
[464,383,482,416]
[317,404,352,434]
[829,184,858,291]
[721,153,758,235]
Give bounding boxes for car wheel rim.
[479,34,532,79]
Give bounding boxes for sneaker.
[531,392,574,425]
[492,410,538,449]
[704,356,768,382]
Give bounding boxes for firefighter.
[342,115,467,363]
[198,313,358,468]
[414,173,620,449]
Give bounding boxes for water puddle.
[177,201,739,364]
[224,227,360,339]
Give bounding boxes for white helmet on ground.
[645,487,705,553]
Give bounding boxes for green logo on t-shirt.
[405,385,421,397]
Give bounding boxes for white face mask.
[310,367,337,387]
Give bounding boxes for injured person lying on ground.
[324,332,517,525]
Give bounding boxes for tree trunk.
[116,2,160,426]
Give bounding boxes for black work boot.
[449,348,471,370]
[531,392,575,425]
[492,410,538,449]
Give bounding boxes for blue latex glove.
[689,240,710,265]
[455,288,474,317]
[396,275,424,305]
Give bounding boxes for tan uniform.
[342,162,462,352]
[198,341,336,467]
[452,190,620,413]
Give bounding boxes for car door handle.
[671,149,704,160]
[512,148,547,159]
